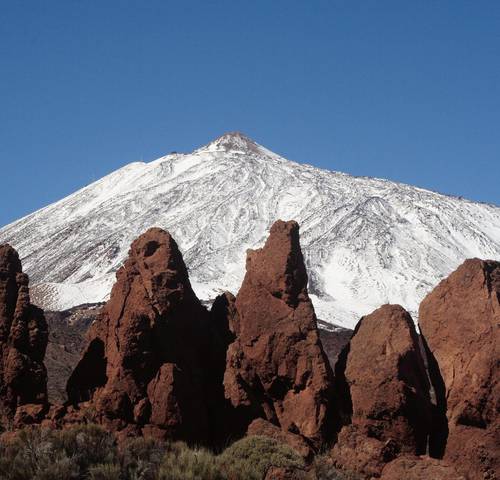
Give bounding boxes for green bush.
[158,441,225,480]
[0,427,313,480]
[219,435,304,480]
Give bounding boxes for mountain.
[1,132,499,328]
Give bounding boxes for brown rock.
[44,304,101,404]
[264,466,308,480]
[223,220,334,447]
[419,258,500,479]
[331,304,432,478]
[66,228,215,444]
[247,418,313,461]
[0,244,48,426]
[380,455,466,480]
[331,427,399,478]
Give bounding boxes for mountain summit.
[199,131,264,154]
[0,134,499,327]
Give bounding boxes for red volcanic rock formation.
[331,304,432,478]
[66,228,215,443]
[222,220,334,447]
[419,258,500,479]
[0,244,48,426]
[380,456,465,480]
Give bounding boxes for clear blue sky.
[1,1,499,227]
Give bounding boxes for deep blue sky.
[1,1,499,227]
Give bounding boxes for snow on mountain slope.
[1,132,499,328]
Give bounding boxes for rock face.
[419,258,500,479]
[332,304,432,478]
[66,228,216,444]
[222,220,334,447]
[45,304,101,404]
[0,244,48,426]
[380,456,466,480]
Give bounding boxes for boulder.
[419,258,500,479]
[223,220,334,447]
[380,455,466,480]
[331,304,432,477]
[0,244,48,426]
[66,228,217,444]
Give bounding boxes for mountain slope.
[1,132,499,328]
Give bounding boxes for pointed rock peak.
[124,227,191,279]
[0,243,22,273]
[112,227,196,315]
[200,131,263,154]
[0,243,48,425]
[127,227,188,277]
[244,220,307,308]
[224,219,334,446]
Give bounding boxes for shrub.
[0,424,117,480]
[158,441,225,480]
[0,428,79,480]
[120,437,166,480]
[51,423,117,471]
[88,463,121,480]
[313,454,362,480]
[218,435,304,480]
[33,456,79,480]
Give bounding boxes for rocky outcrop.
[0,244,48,426]
[222,220,334,447]
[419,258,500,479]
[331,304,432,478]
[380,456,466,480]
[66,228,217,444]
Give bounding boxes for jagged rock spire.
[0,244,48,425]
[221,220,335,447]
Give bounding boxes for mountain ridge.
[1,132,499,328]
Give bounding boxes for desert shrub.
[158,441,225,480]
[33,456,80,480]
[0,424,117,480]
[313,454,362,480]
[88,463,121,480]
[120,437,166,480]
[218,435,304,480]
[0,428,79,480]
[51,423,117,471]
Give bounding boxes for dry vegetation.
[0,424,361,480]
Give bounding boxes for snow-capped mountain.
[1,132,499,328]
